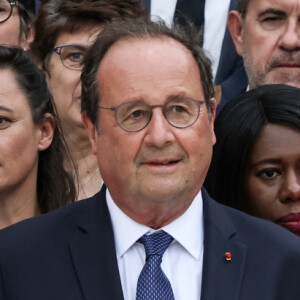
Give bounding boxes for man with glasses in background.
[0,17,300,299]
[0,0,34,50]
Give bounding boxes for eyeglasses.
[0,0,23,24]
[53,44,88,71]
[98,98,205,132]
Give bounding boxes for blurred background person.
[205,84,300,237]
[0,46,76,229]
[0,0,35,49]
[143,0,243,86]
[218,0,300,113]
[31,0,147,200]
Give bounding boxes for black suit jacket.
[174,0,245,85]
[0,186,300,299]
[217,64,248,115]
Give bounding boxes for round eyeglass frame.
[53,44,88,71]
[98,98,206,132]
[0,0,23,24]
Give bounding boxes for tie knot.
[139,232,173,258]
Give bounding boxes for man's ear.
[210,98,217,121]
[20,23,34,51]
[82,112,98,155]
[37,113,55,151]
[228,10,244,56]
[209,98,217,146]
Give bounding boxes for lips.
[268,53,300,71]
[275,63,300,68]
[142,159,180,166]
[276,212,300,233]
[151,160,179,165]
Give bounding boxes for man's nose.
[143,108,175,148]
[279,171,300,203]
[278,19,300,51]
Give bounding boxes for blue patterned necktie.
[136,232,175,300]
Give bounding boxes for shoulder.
[221,204,300,296]
[204,191,300,254]
[203,192,300,295]
[0,190,104,257]
[226,203,298,243]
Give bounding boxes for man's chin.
[139,181,188,203]
[266,69,300,88]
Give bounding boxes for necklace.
[80,167,99,186]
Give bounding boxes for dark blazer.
[0,186,300,299]
[217,64,248,115]
[174,0,250,113]
[174,0,245,85]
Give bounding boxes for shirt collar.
[106,189,204,260]
[163,192,203,259]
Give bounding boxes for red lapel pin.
[225,252,232,262]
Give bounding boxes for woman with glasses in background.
[0,46,76,229]
[205,84,300,237]
[31,0,147,200]
[0,0,35,49]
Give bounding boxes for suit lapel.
[200,189,247,300]
[69,186,124,300]
[215,0,245,84]
[68,185,247,299]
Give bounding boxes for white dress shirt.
[106,189,204,300]
[150,0,231,78]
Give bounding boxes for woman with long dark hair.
[0,46,76,229]
[205,84,300,236]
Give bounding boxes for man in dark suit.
[219,0,300,112]
[1,17,300,300]
[142,0,248,114]
[143,0,244,86]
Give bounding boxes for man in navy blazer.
[168,0,249,115]
[219,0,300,112]
[1,17,300,300]
[144,0,245,86]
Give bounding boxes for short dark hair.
[0,46,76,213]
[81,17,214,127]
[236,0,251,18]
[18,0,35,14]
[31,0,147,71]
[205,84,300,210]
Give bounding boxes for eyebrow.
[121,94,195,105]
[250,158,282,170]
[0,106,13,113]
[167,94,190,101]
[258,8,286,19]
